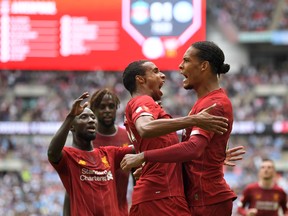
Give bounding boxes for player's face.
[141,61,165,101]
[74,108,97,141]
[179,46,205,90]
[94,94,117,128]
[259,161,275,180]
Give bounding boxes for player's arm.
[237,200,248,216]
[121,134,207,171]
[237,189,256,216]
[121,143,245,171]
[47,92,89,163]
[280,190,288,215]
[135,103,228,138]
[238,205,258,216]
[63,192,71,216]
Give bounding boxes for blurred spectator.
[1,63,288,123]
[208,0,277,32]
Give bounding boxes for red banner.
[0,0,206,71]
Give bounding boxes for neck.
[196,85,220,99]
[97,124,117,135]
[259,178,274,189]
[132,91,147,98]
[72,139,94,151]
[195,76,220,98]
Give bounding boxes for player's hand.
[133,167,142,181]
[247,208,258,216]
[68,92,89,117]
[194,103,229,135]
[120,153,145,172]
[224,146,245,166]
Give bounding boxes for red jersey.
[93,126,129,148]
[124,95,185,205]
[182,88,236,206]
[49,146,133,216]
[237,182,288,216]
[93,126,130,216]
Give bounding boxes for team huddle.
[47,41,287,216]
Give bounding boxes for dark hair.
[89,88,120,112]
[262,158,274,165]
[123,60,150,95]
[261,158,275,171]
[192,41,230,75]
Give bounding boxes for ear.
[201,61,209,71]
[135,75,145,84]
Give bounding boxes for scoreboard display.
[0,0,206,71]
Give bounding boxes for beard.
[77,131,96,141]
[98,118,115,128]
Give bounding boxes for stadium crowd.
[1,63,288,123]
[208,0,288,31]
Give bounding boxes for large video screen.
[0,0,206,71]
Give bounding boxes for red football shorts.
[189,199,233,216]
[129,196,190,216]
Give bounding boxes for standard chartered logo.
[80,168,114,181]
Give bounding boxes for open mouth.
[181,72,187,79]
[159,81,165,89]
[181,73,188,82]
[87,126,96,132]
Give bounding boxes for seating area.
[208,0,288,31]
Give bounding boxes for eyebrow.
[80,112,94,117]
[152,67,159,72]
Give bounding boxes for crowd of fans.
[1,62,288,124]
[278,0,288,30]
[0,135,64,215]
[208,0,288,31]
[0,61,288,215]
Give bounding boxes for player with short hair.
[237,158,288,216]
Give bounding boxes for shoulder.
[98,146,118,153]
[117,126,127,133]
[62,146,76,154]
[128,96,160,117]
[244,182,259,191]
[99,145,132,156]
[129,95,155,106]
[274,184,287,193]
[126,96,154,114]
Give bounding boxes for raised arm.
[136,103,228,138]
[47,92,89,163]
